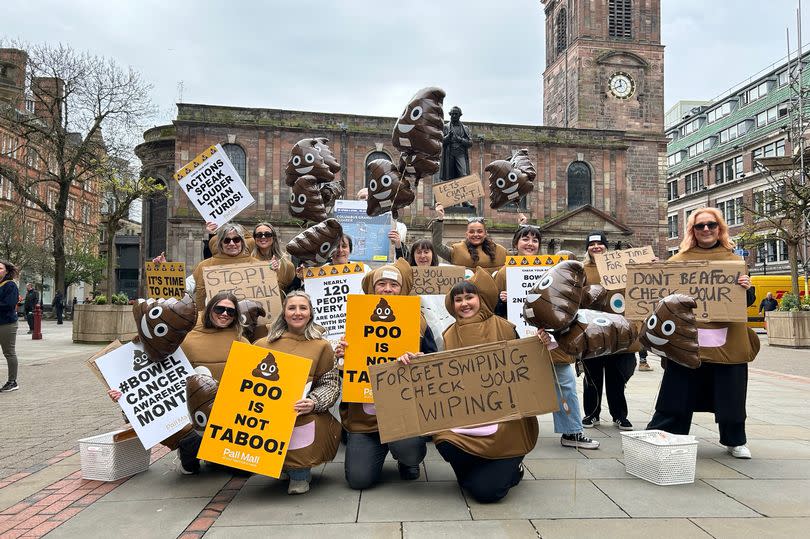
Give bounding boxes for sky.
[4,0,810,127]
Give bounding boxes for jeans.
[344,431,426,490]
[287,468,311,481]
[436,441,524,503]
[552,363,583,435]
[0,322,18,382]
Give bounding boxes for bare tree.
[0,41,155,295]
[0,205,51,273]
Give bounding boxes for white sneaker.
[288,479,310,495]
[727,445,752,459]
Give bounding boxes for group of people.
[103,203,756,503]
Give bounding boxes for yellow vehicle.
[747,275,809,329]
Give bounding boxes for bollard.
[32,304,43,340]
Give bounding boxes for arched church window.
[556,9,567,54]
[223,143,247,181]
[567,161,592,209]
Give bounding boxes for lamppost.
[760,245,768,276]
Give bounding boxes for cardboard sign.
[174,144,255,228]
[94,341,194,449]
[625,261,747,322]
[203,262,282,325]
[197,341,312,477]
[505,255,567,337]
[433,174,484,207]
[304,263,367,348]
[410,266,467,295]
[370,337,558,443]
[594,246,656,290]
[334,200,393,262]
[144,261,186,299]
[342,294,421,403]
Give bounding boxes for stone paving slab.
[358,481,470,523]
[531,518,712,538]
[523,458,629,479]
[403,519,537,538]
[706,479,810,517]
[205,522,402,539]
[715,458,810,479]
[690,517,810,538]
[0,463,77,512]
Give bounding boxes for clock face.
[609,73,635,99]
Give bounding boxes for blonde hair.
[265,291,324,341]
[679,207,735,253]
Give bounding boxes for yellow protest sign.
[505,254,566,267]
[342,294,420,403]
[196,341,312,478]
[144,262,186,299]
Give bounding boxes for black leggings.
[436,442,524,503]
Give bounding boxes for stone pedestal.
[72,304,137,343]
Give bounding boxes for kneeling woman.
[253,291,341,494]
[403,270,540,503]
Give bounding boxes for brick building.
[137,0,667,267]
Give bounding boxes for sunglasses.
[694,222,719,231]
[254,231,274,239]
[467,217,486,224]
[212,305,237,317]
[222,236,242,245]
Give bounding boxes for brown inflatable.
[238,299,266,343]
[398,151,440,185]
[284,138,340,186]
[285,219,343,266]
[289,175,327,223]
[485,153,535,209]
[639,294,701,369]
[556,309,639,359]
[510,149,537,182]
[366,159,414,218]
[522,260,586,331]
[133,294,198,362]
[320,179,345,214]
[581,284,627,315]
[186,373,219,436]
[392,87,445,157]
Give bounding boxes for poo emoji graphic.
[132,349,150,371]
[252,352,280,381]
[370,298,396,322]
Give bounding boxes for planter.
[765,311,810,348]
[72,304,137,343]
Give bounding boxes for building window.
[752,139,786,161]
[147,178,168,258]
[755,237,788,263]
[714,156,743,184]
[608,0,632,39]
[719,121,751,144]
[667,152,683,167]
[684,170,704,194]
[687,137,714,158]
[741,81,770,106]
[67,196,76,220]
[716,196,743,226]
[778,70,789,86]
[707,102,733,124]
[754,185,786,216]
[680,118,701,137]
[364,151,392,188]
[756,105,786,128]
[667,247,680,258]
[667,214,679,239]
[566,161,592,209]
[556,9,567,53]
[667,179,678,201]
[222,144,247,182]
[82,203,91,224]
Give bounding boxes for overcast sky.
[4,0,810,126]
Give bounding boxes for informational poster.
[594,246,656,290]
[432,174,484,208]
[94,341,193,449]
[342,294,420,403]
[203,262,282,325]
[410,266,466,295]
[505,255,567,337]
[334,200,392,262]
[625,261,747,322]
[303,263,367,348]
[144,261,186,299]
[197,341,312,478]
[173,144,255,228]
[370,337,558,443]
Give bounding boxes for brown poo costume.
[433,268,538,459]
[639,294,701,369]
[340,258,428,434]
[192,249,258,309]
[253,332,340,470]
[207,236,295,292]
[432,222,508,273]
[180,313,249,382]
[522,260,586,331]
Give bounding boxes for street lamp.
[759,245,768,276]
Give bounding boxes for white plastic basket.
[620,429,698,485]
[78,429,151,481]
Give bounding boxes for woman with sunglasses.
[647,208,758,459]
[253,291,341,494]
[431,204,506,272]
[191,223,258,309]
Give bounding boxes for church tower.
[542,0,664,134]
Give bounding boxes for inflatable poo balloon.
[370,298,396,322]
[639,294,701,369]
[486,152,535,209]
[286,218,343,266]
[522,260,586,331]
[398,151,439,183]
[392,87,445,157]
[285,137,341,186]
[134,294,197,362]
[289,175,327,223]
[510,149,537,182]
[238,299,266,343]
[582,284,627,315]
[556,309,639,359]
[320,179,345,214]
[186,373,219,436]
[252,352,280,381]
[366,159,415,218]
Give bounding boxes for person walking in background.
[52,291,64,325]
[23,283,38,335]
[0,260,20,393]
[638,349,653,371]
[759,292,778,319]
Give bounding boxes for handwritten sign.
[174,144,255,228]
[203,262,282,325]
[342,294,420,403]
[334,200,393,262]
[410,266,467,295]
[144,262,186,299]
[505,255,567,337]
[370,337,558,443]
[304,263,367,348]
[94,341,193,449]
[197,341,311,477]
[433,174,484,207]
[595,246,656,290]
[625,261,747,322]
